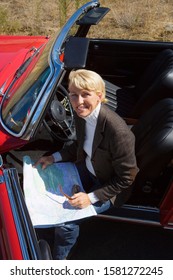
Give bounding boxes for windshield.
[0,22,80,135]
[0,1,100,138]
[3,68,51,133]
[1,35,55,134]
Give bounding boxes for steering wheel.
[43,84,76,142]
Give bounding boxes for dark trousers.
[53,162,112,260]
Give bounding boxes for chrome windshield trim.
[0,47,54,139]
[0,1,99,140]
[22,0,100,140]
[51,1,99,67]
[3,168,41,259]
[0,155,3,168]
[0,175,4,183]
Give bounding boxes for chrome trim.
[3,168,41,259]
[0,47,54,139]
[121,203,159,213]
[97,204,161,227]
[97,213,161,227]
[0,175,4,183]
[51,0,99,66]
[23,0,100,140]
[0,155,3,167]
[164,225,173,230]
[0,1,99,140]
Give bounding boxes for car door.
[0,156,52,259]
[0,167,23,259]
[87,38,173,88]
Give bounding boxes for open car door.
[0,156,52,260]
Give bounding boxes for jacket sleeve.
[93,125,138,206]
[59,140,78,162]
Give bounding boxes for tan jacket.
[60,104,138,207]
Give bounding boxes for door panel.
[0,169,23,259]
[87,39,173,86]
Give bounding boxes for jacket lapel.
[78,119,85,149]
[92,105,107,156]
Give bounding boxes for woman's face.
[68,84,102,117]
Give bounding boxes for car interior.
[2,4,173,260]
[104,48,173,118]
[3,37,173,212]
[103,48,173,207]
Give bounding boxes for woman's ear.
[97,92,102,101]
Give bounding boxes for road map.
[23,156,96,227]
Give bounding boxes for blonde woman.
[35,69,138,259]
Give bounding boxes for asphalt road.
[69,217,173,260]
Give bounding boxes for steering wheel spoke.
[43,85,76,141]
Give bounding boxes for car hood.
[0,35,49,153]
[0,35,49,97]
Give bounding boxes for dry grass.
[0,0,173,41]
[93,0,173,41]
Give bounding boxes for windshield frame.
[0,1,100,140]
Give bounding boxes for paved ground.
[69,217,173,260]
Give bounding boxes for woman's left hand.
[68,192,91,208]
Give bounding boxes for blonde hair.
[68,69,107,103]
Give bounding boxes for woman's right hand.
[33,155,54,169]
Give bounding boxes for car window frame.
[0,1,100,140]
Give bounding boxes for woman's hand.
[68,192,91,208]
[33,155,54,169]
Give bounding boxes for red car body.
[0,1,173,259]
[0,35,49,153]
[0,35,51,260]
[0,168,22,259]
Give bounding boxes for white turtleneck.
[83,103,101,176]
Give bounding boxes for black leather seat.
[130,98,173,204]
[106,49,173,118]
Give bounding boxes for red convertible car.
[0,0,173,259]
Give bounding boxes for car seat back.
[105,49,173,119]
[131,49,173,117]
[131,98,173,190]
